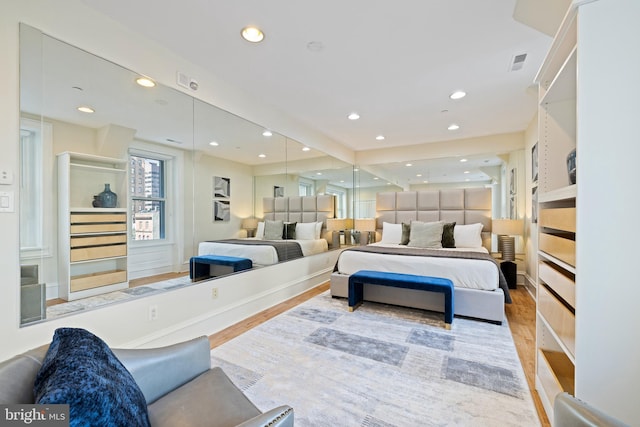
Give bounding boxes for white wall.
[0,0,349,360]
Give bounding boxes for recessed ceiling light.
[354,168,359,172]
[376,135,385,141]
[302,147,311,152]
[450,90,466,100]
[136,77,155,88]
[340,180,345,183]
[448,124,460,131]
[406,163,412,167]
[416,174,422,177]
[464,171,470,174]
[262,130,272,137]
[258,153,266,158]
[348,112,360,120]
[423,180,429,184]
[77,106,94,113]
[209,141,219,146]
[373,177,379,180]
[316,172,322,176]
[460,158,468,163]
[241,26,264,43]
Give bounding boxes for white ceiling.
[40,1,562,186]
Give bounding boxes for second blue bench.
[348,270,455,328]
[190,255,253,282]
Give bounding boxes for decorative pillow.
[380,222,402,244]
[296,222,317,240]
[255,221,265,239]
[282,222,297,240]
[34,328,150,427]
[441,222,456,248]
[400,222,411,245]
[314,221,323,240]
[454,223,484,248]
[407,221,444,249]
[263,220,284,240]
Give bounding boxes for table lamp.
[326,218,346,248]
[492,218,523,288]
[241,217,259,238]
[355,218,376,245]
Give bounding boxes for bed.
[330,188,510,324]
[198,195,334,266]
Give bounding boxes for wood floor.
[208,283,550,426]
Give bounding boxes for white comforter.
[198,238,328,266]
[336,242,499,291]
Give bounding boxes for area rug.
[210,291,540,426]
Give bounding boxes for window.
[326,186,347,218]
[130,155,166,241]
[299,179,314,196]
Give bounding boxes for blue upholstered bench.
[348,270,455,329]
[189,255,253,282]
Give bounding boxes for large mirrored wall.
[18,24,354,326]
[18,23,524,326]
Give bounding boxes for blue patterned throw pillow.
[34,328,150,427]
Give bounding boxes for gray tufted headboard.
[262,195,336,238]
[375,188,493,248]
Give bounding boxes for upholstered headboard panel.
[262,195,336,238]
[375,188,492,248]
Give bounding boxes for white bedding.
[198,238,328,266]
[336,242,499,291]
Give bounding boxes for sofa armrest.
[113,336,211,404]
[235,406,294,427]
[554,392,628,427]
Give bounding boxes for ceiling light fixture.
[450,90,466,100]
[77,106,94,113]
[209,141,219,146]
[262,130,272,137]
[348,112,360,120]
[376,135,385,141]
[460,158,468,163]
[464,171,470,174]
[406,163,412,167]
[258,153,266,158]
[448,124,460,131]
[136,77,155,88]
[302,147,311,152]
[241,26,264,43]
[416,174,422,177]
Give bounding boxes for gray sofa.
[0,336,293,427]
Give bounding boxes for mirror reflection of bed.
[331,188,511,324]
[197,195,335,268]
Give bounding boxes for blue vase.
[98,183,117,208]
[566,149,576,185]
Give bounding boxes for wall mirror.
[18,24,353,326]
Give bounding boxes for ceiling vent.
[510,53,527,71]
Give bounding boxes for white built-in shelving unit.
[57,152,129,301]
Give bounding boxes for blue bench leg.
[443,288,453,330]
[348,280,364,311]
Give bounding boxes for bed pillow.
[256,221,265,239]
[454,223,484,248]
[400,222,411,245]
[34,328,150,427]
[380,222,402,244]
[282,222,297,240]
[296,222,317,240]
[442,222,456,248]
[407,221,444,249]
[315,221,323,239]
[263,220,284,240]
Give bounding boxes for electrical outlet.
[148,305,158,321]
[211,288,218,299]
[0,170,13,185]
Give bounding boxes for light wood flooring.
[209,283,550,426]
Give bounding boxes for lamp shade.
[241,217,259,230]
[344,218,354,230]
[354,218,376,232]
[492,219,523,236]
[326,218,346,231]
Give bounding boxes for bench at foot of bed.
[348,270,454,329]
[190,255,252,282]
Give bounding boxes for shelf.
[539,184,576,203]
[70,162,127,173]
[540,47,577,105]
[538,250,576,275]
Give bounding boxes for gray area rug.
[211,291,540,426]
